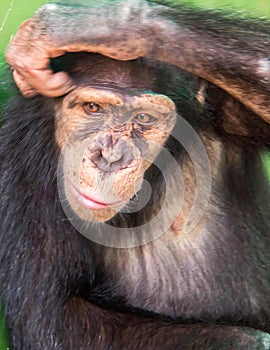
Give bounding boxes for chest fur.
[98,223,251,319]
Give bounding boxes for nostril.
[90,151,102,167]
[101,147,123,164]
[98,157,114,172]
[89,138,134,172]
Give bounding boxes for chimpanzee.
[1,1,270,349]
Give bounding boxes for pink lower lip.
[70,183,123,210]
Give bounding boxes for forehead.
[54,52,157,90]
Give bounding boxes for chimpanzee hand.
[5,0,153,97]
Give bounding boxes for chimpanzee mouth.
[69,182,128,210]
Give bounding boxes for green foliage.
[263,153,270,180]
[0,0,47,52]
[149,0,270,16]
[0,307,8,350]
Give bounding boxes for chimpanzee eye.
[134,113,157,125]
[83,102,101,114]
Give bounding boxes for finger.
[6,18,67,96]
[28,70,75,97]
[12,69,37,97]
[13,64,75,98]
[12,56,74,97]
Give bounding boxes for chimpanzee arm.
[1,233,268,350]
[2,257,270,350]
[5,0,270,123]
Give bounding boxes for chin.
[64,181,131,222]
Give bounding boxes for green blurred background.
[0,1,270,349]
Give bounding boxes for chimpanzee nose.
[89,135,133,172]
